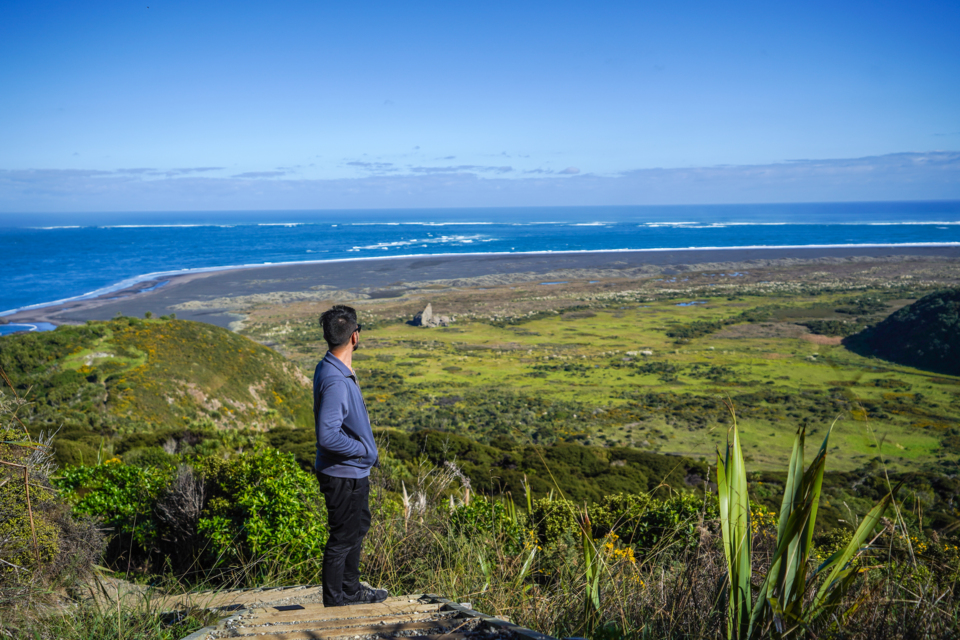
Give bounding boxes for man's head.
[320,305,361,352]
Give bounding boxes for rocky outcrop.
[410,303,451,328]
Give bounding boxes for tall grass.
[6,603,213,640]
[358,439,960,639]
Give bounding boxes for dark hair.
[320,305,358,349]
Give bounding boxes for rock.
[410,303,451,328]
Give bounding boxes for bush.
[596,493,716,551]
[449,496,528,553]
[123,446,176,468]
[530,492,716,554]
[54,448,329,582]
[532,497,581,548]
[0,432,62,572]
[1,405,103,609]
[52,439,101,468]
[55,459,171,566]
[194,449,328,577]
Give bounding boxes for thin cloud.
[346,161,396,171]
[151,167,225,177]
[112,167,224,177]
[558,167,580,174]
[231,171,287,179]
[408,165,513,174]
[171,167,223,174]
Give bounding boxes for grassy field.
[244,283,960,473]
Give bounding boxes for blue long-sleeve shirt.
[313,352,379,478]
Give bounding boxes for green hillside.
[850,288,960,376]
[0,317,312,465]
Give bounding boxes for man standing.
[314,305,387,607]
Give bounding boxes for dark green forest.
[850,287,960,375]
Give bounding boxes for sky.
[1,0,959,212]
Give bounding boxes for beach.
[5,244,959,330]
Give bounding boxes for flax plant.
[716,411,752,639]
[717,412,899,639]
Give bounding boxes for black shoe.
[344,585,388,605]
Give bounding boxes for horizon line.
[4,197,960,217]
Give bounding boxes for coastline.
[5,243,959,330]
[6,241,959,318]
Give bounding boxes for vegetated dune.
[848,287,960,376]
[0,317,312,466]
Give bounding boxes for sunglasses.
[354,323,363,334]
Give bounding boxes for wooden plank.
[245,602,441,623]
[155,586,324,610]
[212,587,321,606]
[232,612,443,635]
[253,595,425,611]
[231,620,450,640]
[157,589,413,613]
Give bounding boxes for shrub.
[533,491,717,554]
[0,429,62,572]
[55,459,172,562]
[532,497,581,548]
[123,446,176,468]
[55,448,329,582]
[1,380,104,608]
[601,493,716,551]
[51,439,101,468]
[449,496,527,553]
[589,492,653,542]
[195,448,328,577]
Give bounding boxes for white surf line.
[0,324,40,332]
[3,241,959,318]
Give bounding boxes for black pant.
[316,472,371,606]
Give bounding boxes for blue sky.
[1,0,959,211]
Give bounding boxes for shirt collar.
[324,351,356,379]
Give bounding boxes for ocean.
[2,201,959,332]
